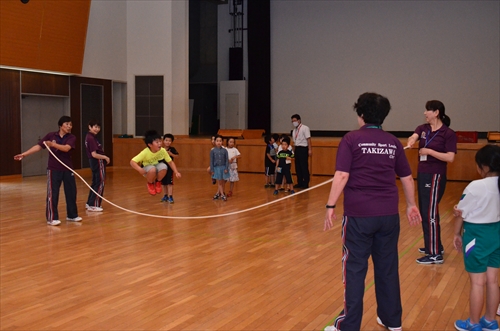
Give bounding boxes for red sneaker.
[155,181,162,194]
[227,191,233,197]
[147,182,156,195]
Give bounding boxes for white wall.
[270,0,500,133]
[126,0,189,136]
[83,0,499,135]
[83,0,189,136]
[170,0,190,136]
[82,0,127,81]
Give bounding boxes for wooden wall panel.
[0,69,22,176]
[112,137,494,182]
[21,71,69,96]
[70,76,113,170]
[0,0,91,74]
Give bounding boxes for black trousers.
[294,146,309,187]
[86,158,106,207]
[417,173,447,255]
[334,215,402,331]
[46,169,78,221]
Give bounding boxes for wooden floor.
[0,168,496,330]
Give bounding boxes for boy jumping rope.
[130,130,181,195]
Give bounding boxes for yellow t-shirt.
[132,147,172,167]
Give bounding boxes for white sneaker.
[87,206,103,212]
[66,216,82,222]
[47,220,61,226]
[377,317,402,331]
[324,326,338,331]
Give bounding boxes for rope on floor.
[45,142,333,220]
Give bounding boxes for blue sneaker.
[454,318,482,331]
[168,196,174,203]
[161,195,168,202]
[480,316,499,331]
[273,190,279,195]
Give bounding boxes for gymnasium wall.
[270,0,500,133]
[81,0,127,82]
[79,0,190,136]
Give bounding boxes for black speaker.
[229,47,243,80]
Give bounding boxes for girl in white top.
[453,144,500,331]
[226,137,241,197]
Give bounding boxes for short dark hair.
[353,92,391,126]
[227,137,236,145]
[425,100,451,127]
[58,116,72,127]
[265,134,280,144]
[163,133,174,142]
[291,114,301,121]
[280,134,289,141]
[281,136,291,145]
[144,130,161,146]
[475,144,500,192]
[214,134,223,142]
[88,119,101,127]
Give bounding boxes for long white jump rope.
[44,142,334,220]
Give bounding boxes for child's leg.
[218,180,224,195]
[157,169,166,181]
[163,185,168,196]
[230,181,234,192]
[146,167,157,183]
[167,184,173,196]
[468,272,486,324]
[485,267,499,321]
[274,173,282,194]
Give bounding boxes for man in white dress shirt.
[291,114,312,188]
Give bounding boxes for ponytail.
[475,144,500,193]
[442,114,451,127]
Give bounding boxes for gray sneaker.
[47,220,61,226]
[66,216,82,222]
